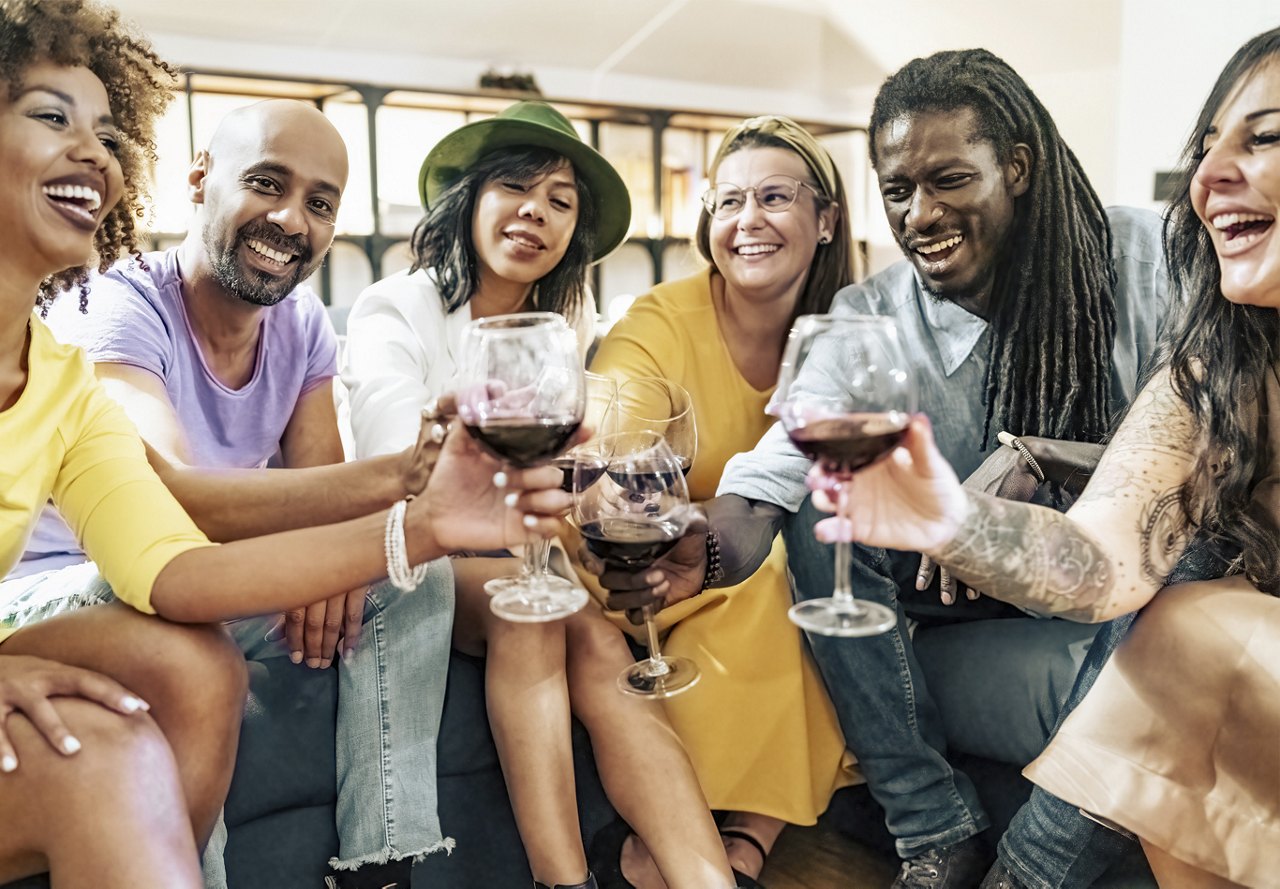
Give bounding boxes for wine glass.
[771,314,917,637]
[616,377,697,475]
[551,372,618,493]
[574,432,700,698]
[456,312,588,622]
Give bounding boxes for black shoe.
[890,835,992,889]
[534,875,598,889]
[978,859,1029,889]
[324,856,413,889]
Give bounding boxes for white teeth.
[506,232,542,249]
[247,239,293,264]
[736,243,780,256]
[917,235,963,256]
[43,183,103,212]
[1212,212,1274,230]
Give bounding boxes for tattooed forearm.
[933,493,1117,622]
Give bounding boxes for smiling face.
[193,100,348,307]
[707,146,835,303]
[470,160,580,292]
[0,63,124,280]
[874,108,1029,308]
[1191,59,1280,308]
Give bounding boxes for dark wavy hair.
[869,49,1116,447]
[1160,27,1280,594]
[0,0,178,310]
[694,127,854,322]
[409,146,596,324]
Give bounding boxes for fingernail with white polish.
[1,755,16,772]
[493,471,509,488]
[504,492,519,508]
[62,736,81,755]
[121,696,147,713]
[522,514,537,529]
[345,649,355,661]
[290,651,303,665]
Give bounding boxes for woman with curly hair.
[0,3,572,885]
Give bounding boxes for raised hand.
[580,510,709,624]
[810,415,968,556]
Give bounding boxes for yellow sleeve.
[51,380,213,614]
[590,289,689,386]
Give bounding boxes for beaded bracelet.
[702,528,725,590]
[997,431,1047,484]
[384,498,429,592]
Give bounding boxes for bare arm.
[929,370,1200,621]
[96,364,422,541]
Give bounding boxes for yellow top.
[1,317,212,627]
[589,269,858,823]
[593,268,775,502]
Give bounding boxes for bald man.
[24,99,454,889]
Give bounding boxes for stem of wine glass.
[640,604,671,677]
[531,538,553,579]
[832,481,867,616]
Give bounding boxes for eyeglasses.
[701,174,821,219]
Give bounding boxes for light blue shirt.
[718,206,1170,510]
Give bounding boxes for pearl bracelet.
[384,498,429,592]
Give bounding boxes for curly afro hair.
[0,0,178,310]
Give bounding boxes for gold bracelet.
[997,431,1047,484]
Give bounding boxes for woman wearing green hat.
[343,102,742,889]
[586,116,859,882]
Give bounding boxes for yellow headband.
[709,115,839,198]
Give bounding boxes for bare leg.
[720,811,785,880]
[564,608,734,889]
[0,700,202,887]
[2,602,247,847]
[453,559,588,886]
[1141,839,1246,889]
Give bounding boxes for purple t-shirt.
[13,247,337,577]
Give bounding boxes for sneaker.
[890,835,992,889]
[978,859,1029,889]
[324,857,413,889]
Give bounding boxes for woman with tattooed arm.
[809,27,1280,889]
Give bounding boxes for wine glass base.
[486,575,588,623]
[618,656,700,699]
[788,598,897,637]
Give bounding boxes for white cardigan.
[341,268,594,458]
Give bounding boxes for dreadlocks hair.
[409,146,597,326]
[1158,27,1280,594]
[869,48,1116,447]
[0,0,178,312]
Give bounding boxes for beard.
[204,220,319,307]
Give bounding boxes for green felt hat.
[418,101,632,261]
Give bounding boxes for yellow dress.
[587,269,860,824]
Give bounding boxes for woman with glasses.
[587,116,858,883]
[343,102,742,889]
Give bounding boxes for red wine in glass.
[578,517,685,570]
[787,412,908,477]
[553,454,607,493]
[465,417,582,468]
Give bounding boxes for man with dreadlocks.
[593,49,1171,889]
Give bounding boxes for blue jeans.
[782,498,1102,873]
[203,562,456,884]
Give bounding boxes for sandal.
[720,828,769,888]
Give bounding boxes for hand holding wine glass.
[456,312,588,622]
[574,432,700,698]
[771,314,918,637]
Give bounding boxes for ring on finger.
[429,422,447,444]
[422,397,442,421]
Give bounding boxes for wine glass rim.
[794,312,897,330]
[466,311,567,333]
[617,376,693,424]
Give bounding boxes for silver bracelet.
[384,498,429,592]
[997,431,1047,484]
